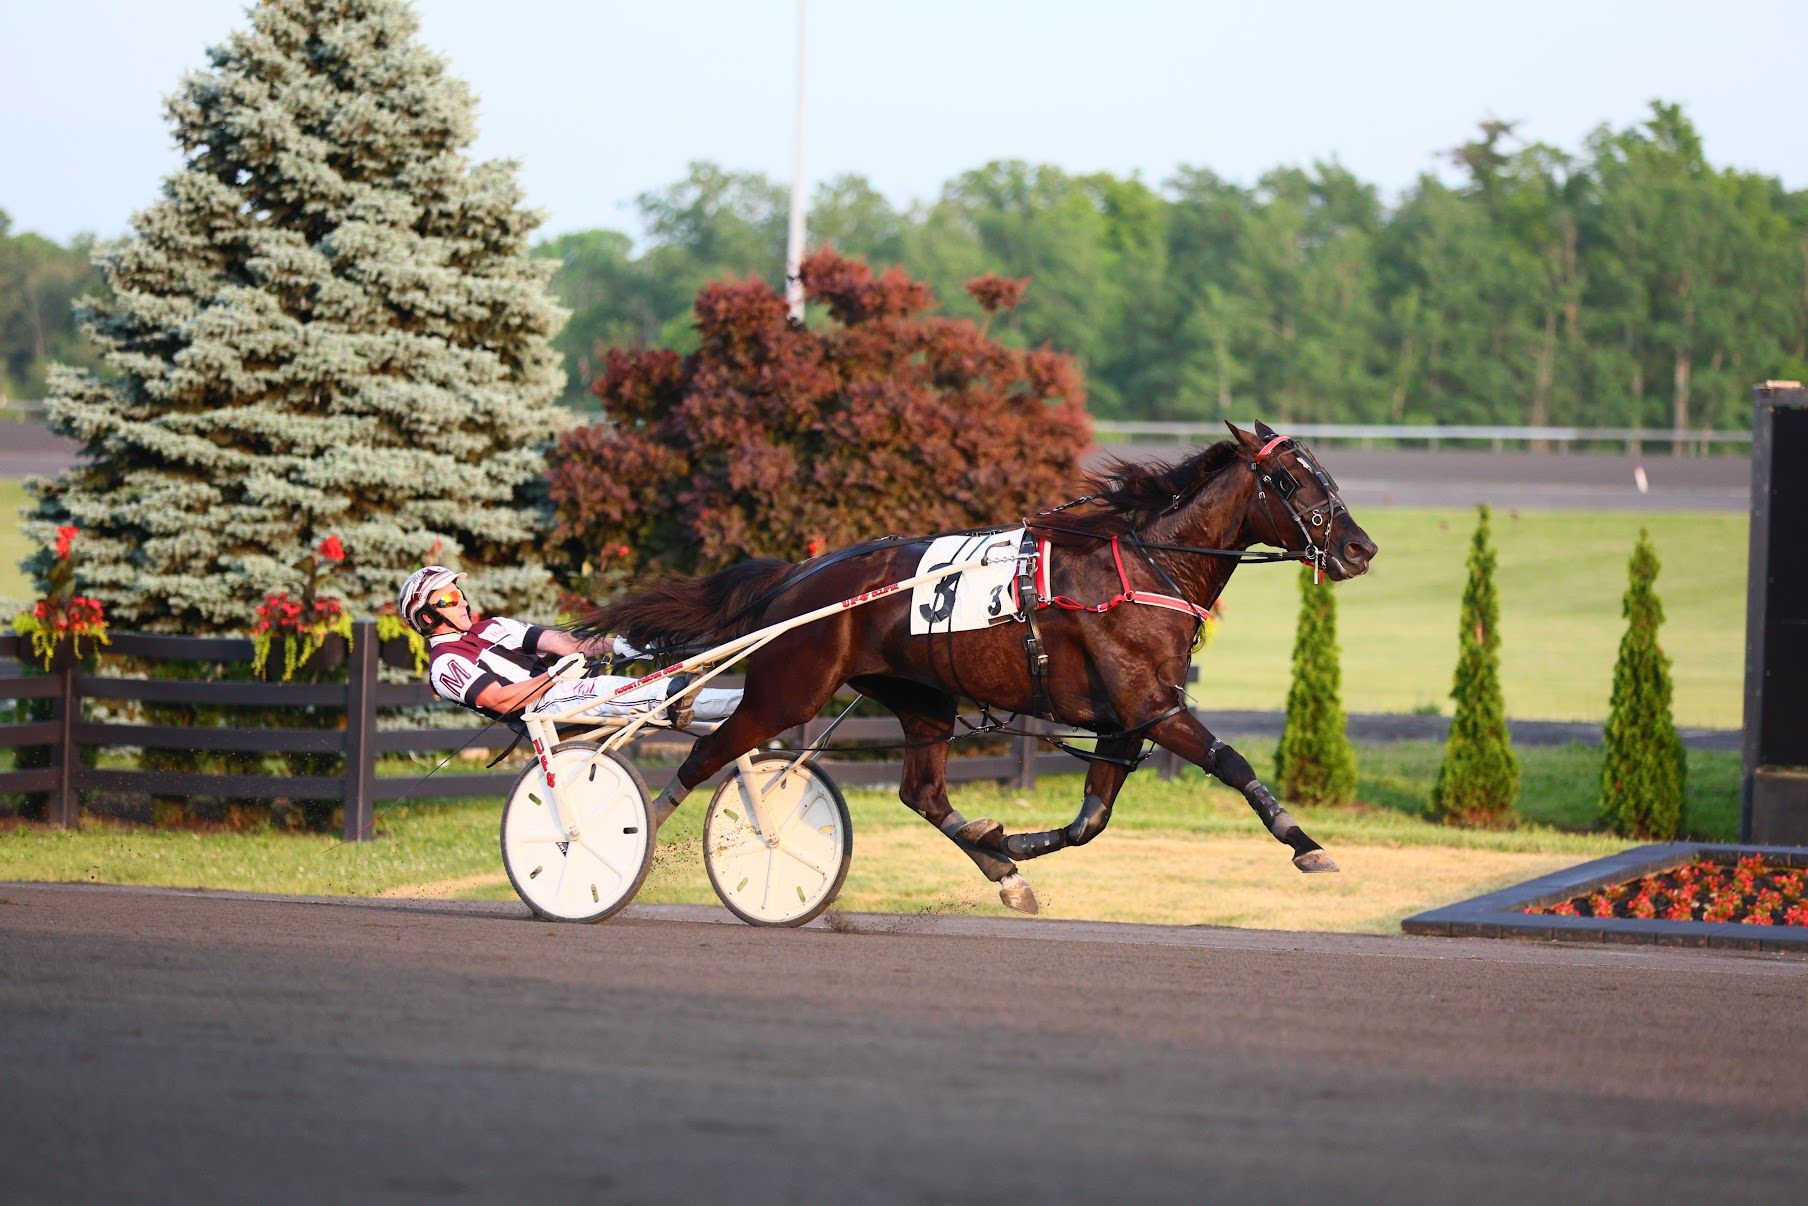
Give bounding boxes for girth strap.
[1016,530,1054,719]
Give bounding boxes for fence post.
[48,658,79,828]
[342,619,378,842]
[1014,719,1037,790]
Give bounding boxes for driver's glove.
[547,652,589,682]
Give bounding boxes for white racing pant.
[525,673,741,727]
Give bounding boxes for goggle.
[429,587,467,609]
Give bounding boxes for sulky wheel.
[500,742,655,923]
[704,752,852,927]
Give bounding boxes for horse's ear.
[1253,419,1279,441]
[1225,421,1261,453]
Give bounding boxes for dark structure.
[1744,382,1808,844]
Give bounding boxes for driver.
[397,565,740,729]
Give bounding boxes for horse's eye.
[1272,469,1299,498]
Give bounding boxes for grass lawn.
[1196,507,1746,727]
[0,743,1738,934]
[0,478,30,603]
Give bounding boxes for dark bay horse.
[580,422,1378,913]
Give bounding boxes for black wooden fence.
[1,620,1180,840]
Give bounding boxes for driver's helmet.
[398,565,466,633]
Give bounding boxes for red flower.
[55,526,78,559]
[806,535,827,559]
[615,544,631,558]
[316,534,345,563]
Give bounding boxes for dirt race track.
[3,885,1805,1203]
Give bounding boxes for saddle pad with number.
[907,528,1025,636]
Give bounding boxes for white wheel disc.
[704,754,852,927]
[501,743,654,923]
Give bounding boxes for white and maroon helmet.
[398,565,465,633]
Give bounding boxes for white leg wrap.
[652,781,691,826]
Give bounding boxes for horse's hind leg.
[991,735,1140,862]
[849,675,1039,914]
[652,641,838,825]
[1145,710,1338,873]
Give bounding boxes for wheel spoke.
[576,838,629,886]
[771,791,814,840]
[551,849,571,903]
[778,840,832,882]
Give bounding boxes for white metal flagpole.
[784,0,807,322]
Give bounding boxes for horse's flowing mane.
[1032,440,1242,544]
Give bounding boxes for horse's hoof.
[1293,849,1339,874]
[997,872,1039,914]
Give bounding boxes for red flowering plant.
[13,525,110,669]
[1525,855,1808,926]
[251,535,355,680]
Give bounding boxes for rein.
[1026,518,1307,565]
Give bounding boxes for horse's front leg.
[992,735,1140,861]
[1145,710,1338,873]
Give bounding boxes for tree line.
[8,101,1806,429]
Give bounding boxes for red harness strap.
[1033,536,1213,623]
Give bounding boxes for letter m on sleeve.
[437,659,473,698]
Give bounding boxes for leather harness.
[1010,530,1213,723]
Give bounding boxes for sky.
[3,0,1805,247]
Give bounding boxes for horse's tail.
[574,558,797,654]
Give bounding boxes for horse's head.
[1227,421,1378,580]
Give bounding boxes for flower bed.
[1401,844,1808,952]
[1525,854,1808,926]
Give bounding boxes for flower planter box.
[380,637,425,672]
[1402,843,1808,953]
[257,633,347,681]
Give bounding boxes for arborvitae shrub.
[1275,566,1356,808]
[1431,504,1519,824]
[1600,530,1685,838]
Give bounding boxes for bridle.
[1247,434,1349,584]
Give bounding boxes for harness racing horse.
[579,422,1378,914]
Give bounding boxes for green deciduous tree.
[546,249,1089,580]
[13,101,1808,432]
[27,0,569,631]
[1600,530,1685,838]
[1431,504,1519,824]
[0,211,106,400]
[1275,567,1356,808]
